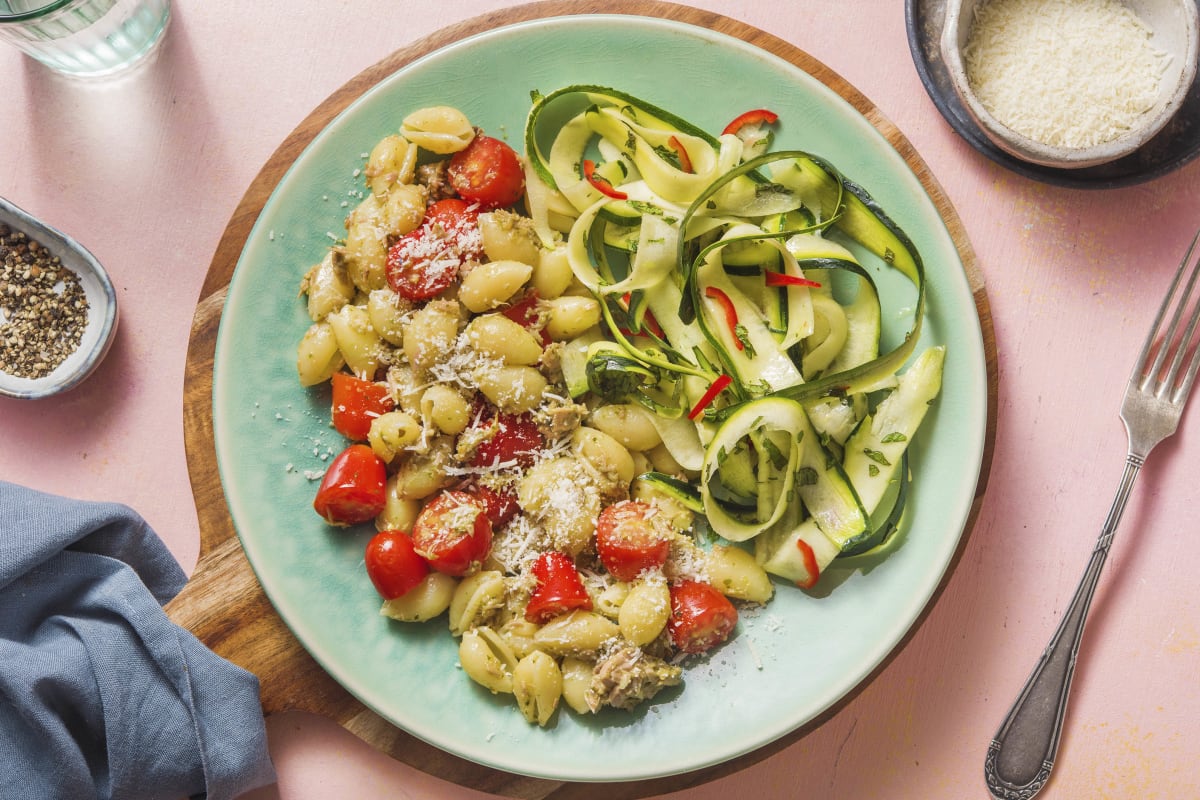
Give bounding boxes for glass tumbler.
[0,0,170,78]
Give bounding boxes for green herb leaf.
[862,448,891,467]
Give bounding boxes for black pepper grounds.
[0,222,90,379]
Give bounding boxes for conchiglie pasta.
[544,295,601,341]
[404,300,461,374]
[419,384,471,435]
[326,304,381,377]
[479,210,541,265]
[531,245,574,300]
[296,322,344,386]
[459,260,532,313]
[618,577,671,646]
[400,106,475,154]
[474,365,547,414]
[304,250,355,321]
[560,656,595,715]
[343,194,389,291]
[448,570,506,637]
[533,610,619,656]
[367,411,421,463]
[389,438,455,500]
[499,618,541,660]
[593,581,628,620]
[380,572,456,622]
[376,477,421,532]
[707,544,774,604]
[517,457,600,556]
[382,182,427,238]
[588,404,662,452]
[459,626,518,694]
[366,288,407,347]
[572,426,635,487]
[465,314,542,366]
[513,651,562,726]
[365,133,418,196]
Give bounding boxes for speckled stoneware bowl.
[0,197,118,399]
[941,0,1200,169]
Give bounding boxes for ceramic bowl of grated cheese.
[941,0,1199,170]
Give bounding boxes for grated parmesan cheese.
[963,0,1172,148]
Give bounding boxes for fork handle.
[984,457,1142,799]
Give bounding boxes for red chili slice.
[704,285,742,350]
[583,159,628,200]
[688,374,733,421]
[722,108,779,136]
[764,272,822,289]
[794,537,820,590]
[618,292,666,340]
[667,135,693,173]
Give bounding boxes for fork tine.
[1164,232,1200,399]
[1169,232,1200,403]
[1140,228,1200,402]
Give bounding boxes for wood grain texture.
[168,1,997,796]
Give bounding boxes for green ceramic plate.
[213,14,987,781]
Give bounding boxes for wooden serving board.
[168,2,998,797]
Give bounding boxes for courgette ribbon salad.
[296,85,944,724]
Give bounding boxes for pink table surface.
[3,2,1200,798]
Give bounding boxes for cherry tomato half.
[385,199,483,302]
[313,443,388,526]
[467,406,543,469]
[501,290,550,345]
[667,579,738,655]
[468,483,521,530]
[524,551,593,624]
[364,529,429,600]
[410,490,493,576]
[422,197,479,231]
[595,500,672,581]
[446,135,525,210]
[331,372,394,441]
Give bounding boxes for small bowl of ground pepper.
[0,197,118,400]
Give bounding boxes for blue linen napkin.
[0,481,276,800]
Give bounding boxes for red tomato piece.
[525,551,593,624]
[501,290,550,345]
[331,372,394,441]
[410,490,493,576]
[313,444,388,526]
[667,579,738,655]
[446,135,525,210]
[385,228,458,301]
[364,529,430,600]
[468,483,521,529]
[467,406,543,469]
[422,197,479,231]
[385,199,484,302]
[595,501,672,582]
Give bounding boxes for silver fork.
[984,228,1200,800]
